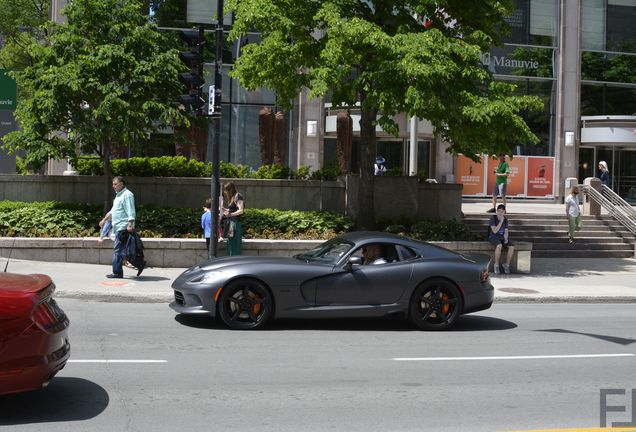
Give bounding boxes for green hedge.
[0,201,354,239]
[0,201,476,241]
[71,156,340,180]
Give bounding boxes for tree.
[227,0,543,228]
[0,0,50,69]
[2,0,190,210]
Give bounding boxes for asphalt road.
[2,300,636,432]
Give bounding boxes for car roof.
[336,231,417,244]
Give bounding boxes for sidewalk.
[4,256,636,303]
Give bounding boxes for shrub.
[0,201,354,240]
[252,163,290,179]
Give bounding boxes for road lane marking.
[69,360,167,363]
[392,353,635,361]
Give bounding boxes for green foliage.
[2,0,190,172]
[291,166,311,180]
[0,201,354,239]
[252,163,290,179]
[0,201,103,237]
[0,0,49,69]
[14,156,27,175]
[219,160,252,178]
[242,209,354,239]
[309,165,340,181]
[377,217,477,241]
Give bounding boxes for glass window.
[580,82,636,116]
[607,0,636,52]
[396,245,418,261]
[502,0,557,46]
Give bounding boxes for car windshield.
[295,238,354,265]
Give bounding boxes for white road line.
[392,353,635,361]
[68,360,168,363]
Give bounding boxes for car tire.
[218,279,273,330]
[409,278,463,331]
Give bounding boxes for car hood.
[0,273,52,296]
[197,255,312,271]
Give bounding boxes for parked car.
[170,231,493,330]
[0,272,70,395]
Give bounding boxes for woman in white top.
[565,186,581,243]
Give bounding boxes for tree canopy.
[0,0,50,69]
[2,0,189,208]
[228,0,544,227]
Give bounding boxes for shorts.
[492,182,507,198]
[489,234,513,247]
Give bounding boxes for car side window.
[396,245,418,261]
[351,243,396,265]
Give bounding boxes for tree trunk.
[357,105,377,229]
[102,137,113,214]
[258,107,275,165]
[273,111,287,165]
[336,110,353,174]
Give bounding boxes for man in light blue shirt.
[100,176,138,278]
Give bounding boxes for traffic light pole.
[209,0,224,259]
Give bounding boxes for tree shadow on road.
[0,377,108,425]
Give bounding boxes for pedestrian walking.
[201,198,212,250]
[598,161,611,188]
[222,182,244,256]
[565,186,581,244]
[488,204,515,274]
[488,153,510,213]
[99,176,143,278]
[374,156,387,176]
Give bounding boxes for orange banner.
[526,156,555,197]
[486,155,525,197]
[456,155,486,195]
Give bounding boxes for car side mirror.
[345,256,363,271]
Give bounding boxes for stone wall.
[0,174,463,220]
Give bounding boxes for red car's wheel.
[218,279,273,330]
[409,279,463,330]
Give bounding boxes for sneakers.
[502,263,511,274]
[106,273,123,279]
[493,264,500,274]
[487,207,496,213]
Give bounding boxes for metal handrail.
[581,184,636,235]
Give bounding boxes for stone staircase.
[463,213,636,258]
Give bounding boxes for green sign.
[0,70,17,111]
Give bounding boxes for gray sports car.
[170,231,493,330]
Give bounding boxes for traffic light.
[178,27,205,114]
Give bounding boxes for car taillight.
[30,284,68,332]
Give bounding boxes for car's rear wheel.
[409,279,463,330]
[218,279,273,330]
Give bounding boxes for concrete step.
[532,249,635,258]
[531,242,634,251]
[514,236,630,243]
[464,219,626,228]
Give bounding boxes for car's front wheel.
[409,279,463,330]
[218,279,273,330]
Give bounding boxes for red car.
[0,272,70,395]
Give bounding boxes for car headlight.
[189,271,221,284]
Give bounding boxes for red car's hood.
[0,273,52,295]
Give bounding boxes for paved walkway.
[5,255,636,304]
[462,199,610,216]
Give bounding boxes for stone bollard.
[583,177,602,216]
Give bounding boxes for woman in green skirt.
[222,182,244,255]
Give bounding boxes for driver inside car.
[362,244,387,265]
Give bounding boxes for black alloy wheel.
[409,279,463,330]
[218,279,273,330]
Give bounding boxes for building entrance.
[579,146,636,204]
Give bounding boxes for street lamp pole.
[209,0,224,259]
